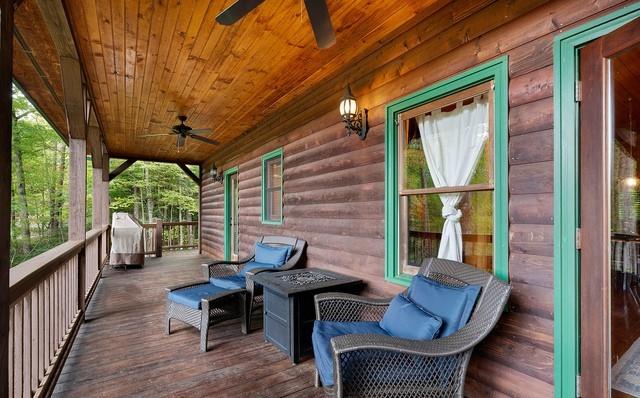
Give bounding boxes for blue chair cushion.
[312,321,389,387]
[254,242,289,266]
[239,261,278,276]
[210,275,246,290]
[167,283,228,310]
[407,275,481,337]
[379,294,442,340]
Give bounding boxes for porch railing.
[408,230,493,268]
[8,225,110,398]
[141,220,199,257]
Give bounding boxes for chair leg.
[314,369,321,388]
[245,293,254,333]
[166,317,171,335]
[240,292,248,335]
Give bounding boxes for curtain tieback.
[442,205,462,222]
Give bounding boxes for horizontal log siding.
[200,0,636,395]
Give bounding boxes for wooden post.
[102,149,110,226]
[0,0,14,395]
[92,168,103,227]
[155,219,163,258]
[199,166,202,254]
[69,139,86,313]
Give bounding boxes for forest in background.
[10,86,199,267]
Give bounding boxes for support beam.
[177,162,201,186]
[109,159,136,181]
[35,0,86,140]
[68,139,87,241]
[0,1,14,396]
[92,168,103,227]
[87,108,102,168]
[101,147,110,224]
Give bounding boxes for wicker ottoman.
[165,282,247,352]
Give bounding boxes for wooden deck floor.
[52,253,325,397]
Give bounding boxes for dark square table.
[250,268,363,363]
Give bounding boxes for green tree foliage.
[10,86,200,267]
[10,87,69,266]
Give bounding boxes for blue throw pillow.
[379,294,442,340]
[254,242,289,266]
[407,275,481,338]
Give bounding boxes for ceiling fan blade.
[137,133,175,138]
[188,128,214,135]
[189,134,220,145]
[216,0,265,25]
[304,0,336,49]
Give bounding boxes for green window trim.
[384,56,509,287]
[223,166,239,261]
[553,5,640,398]
[261,147,284,225]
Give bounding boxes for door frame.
[223,166,239,261]
[553,4,640,397]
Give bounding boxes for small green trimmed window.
[385,57,509,286]
[261,148,283,224]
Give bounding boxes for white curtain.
[415,95,489,261]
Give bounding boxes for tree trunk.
[144,164,154,223]
[12,124,31,254]
[133,186,141,220]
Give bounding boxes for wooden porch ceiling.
[13,0,447,164]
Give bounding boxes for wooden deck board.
[51,253,322,397]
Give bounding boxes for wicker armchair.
[313,258,511,398]
[202,236,307,331]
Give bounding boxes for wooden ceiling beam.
[87,106,102,168]
[176,163,201,186]
[35,0,86,139]
[109,159,136,181]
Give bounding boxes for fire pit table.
[250,268,363,364]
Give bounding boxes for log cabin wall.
[201,0,635,395]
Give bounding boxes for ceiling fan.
[139,115,219,150]
[216,0,336,49]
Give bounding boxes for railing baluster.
[14,301,22,398]
[23,294,31,397]
[38,284,44,383]
[9,305,13,398]
[30,289,38,392]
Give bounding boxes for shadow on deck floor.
[52,254,325,398]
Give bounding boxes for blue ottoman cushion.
[168,283,228,310]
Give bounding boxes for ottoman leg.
[200,301,210,352]
[240,292,248,335]
[166,317,171,335]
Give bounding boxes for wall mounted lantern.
[210,164,224,184]
[339,84,368,140]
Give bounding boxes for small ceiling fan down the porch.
[216,0,336,49]
[139,115,219,150]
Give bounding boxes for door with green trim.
[579,18,640,397]
[225,170,239,261]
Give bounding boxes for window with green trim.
[385,57,509,285]
[261,148,283,224]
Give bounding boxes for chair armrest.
[314,293,391,322]
[332,320,486,358]
[165,280,209,292]
[201,256,254,278]
[244,267,277,278]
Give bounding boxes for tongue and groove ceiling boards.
[59,0,447,164]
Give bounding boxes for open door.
[580,18,640,397]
